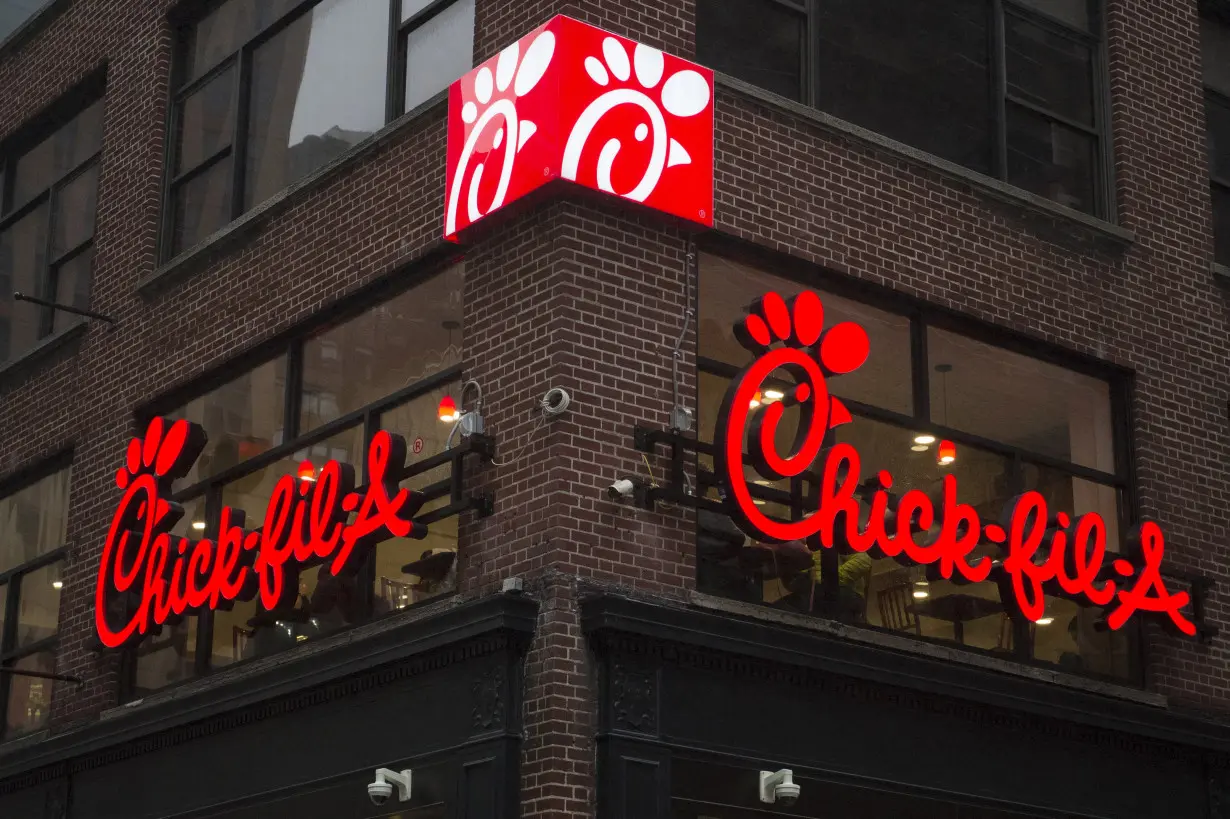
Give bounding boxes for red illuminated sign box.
[713,291,1197,636]
[444,15,715,240]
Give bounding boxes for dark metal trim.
[12,292,114,324]
[0,593,539,783]
[580,592,1230,751]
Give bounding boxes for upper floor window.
[128,263,464,698]
[0,0,53,44]
[696,0,1108,217]
[0,462,70,740]
[696,253,1136,682]
[1202,3,1230,266]
[164,0,475,259]
[0,96,103,364]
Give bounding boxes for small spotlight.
[1036,617,1055,626]
[52,580,63,590]
[913,590,929,599]
[763,389,785,402]
[749,391,762,409]
[914,434,936,445]
[192,520,207,531]
[910,444,929,452]
[437,395,460,423]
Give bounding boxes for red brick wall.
[0,1,1228,818]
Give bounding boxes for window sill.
[1213,262,1230,283]
[714,73,1136,253]
[138,90,450,297]
[0,728,49,751]
[687,590,1165,709]
[0,321,88,390]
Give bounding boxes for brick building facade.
[0,0,1228,817]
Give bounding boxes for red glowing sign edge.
[711,291,1196,637]
[95,418,427,649]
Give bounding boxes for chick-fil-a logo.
[94,418,425,649]
[443,15,714,240]
[712,292,1196,636]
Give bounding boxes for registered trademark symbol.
[413,437,424,454]
[699,209,707,218]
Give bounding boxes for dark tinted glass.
[5,650,54,736]
[1213,183,1230,265]
[1203,13,1230,97]
[1011,0,1091,31]
[404,0,475,111]
[0,0,48,43]
[1208,94,1230,181]
[176,67,235,174]
[51,247,92,333]
[1005,102,1096,212]
[52,162,98,256]
[696,0,804,102]
[816,0,993,173]
[11,99,103,210]
[0,203,48,360]
[171,155,231,254]
[1006,14,1094,125]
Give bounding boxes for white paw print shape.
[446,30,556,236]
[562,36,711,203]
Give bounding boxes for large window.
[696,0,1108,217]
[129,264,464,698]
[696,253,1136,681]
[0,462,70,740]
[1203,3,1230,266]
[0,97,103,364]
[164,0,475,258]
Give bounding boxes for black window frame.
[694,243,1143,686]
[0,70,106,363]
[1201,2,1230,267]
[0,451,72,741]
[698,0,1116,220]
[160,0,475,262]
[120,255,466,701]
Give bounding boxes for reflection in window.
[696,0,1104,215]
[1204,7,1230,265]
[168,0,390,256]
[696,255,1132,681]
[0,0,51,44]
[402,0,476,112]
[130,264,465,696]
[0,98,103,363]
[0,464,70,739]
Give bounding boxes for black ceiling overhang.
[0,592,538,788]
[580,591,1230,755]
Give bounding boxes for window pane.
[1213,184,1230,266]
[377,464,457,612]
[133,513,199,695]
[52,162,99,257]
[1207,96,1230,181]
[1032,596,1131,679]
[176,67,235,174]
[378,378,459,466]
[699,253,913,414]
[1006,14,1094,125]
[0,467,70,572]
[169,354,287,488]
[696,0,804,102]
[1024,463,1121,550]
[402,0,435,21]
[15,560,62,649]
[0,203,48,360]
[404,0,474,112]
[183,0,298,83]
[1203,14,1230,97]
[0,0,47,43]
[51,247,93,334]
[927,326,1115,471]
[1006,103,1096,212]
[171,156,232,256]
[246,0,390,209]
[1010,0,1091,32]
[0,583,6,644]
[301,265,464,432]
[4,650,54,737]
[817,0,993,174]
[12,99,103,208]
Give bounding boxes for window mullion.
[990,0,1009,182]
[0,578,18,658]
[285,340,305,442]
[38,186,58,337]
[805,0,819,109]
[910,314,929,421]
[385,0,402,121]
[230,46,254,222]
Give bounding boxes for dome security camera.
[759,769,800,808]
[368,768,411,806]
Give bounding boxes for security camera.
[368,768,411,806]
[759,769,800,807]
[608,478,635,500]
